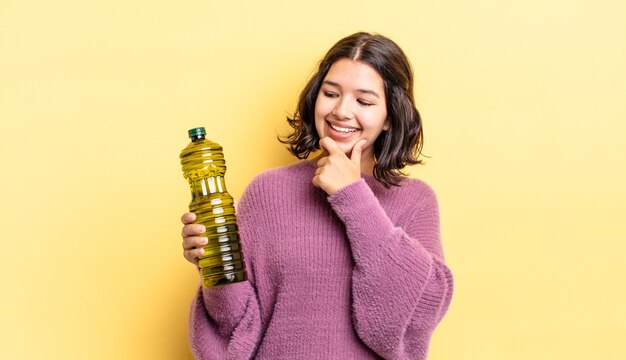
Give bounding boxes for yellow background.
[1,0,625,359]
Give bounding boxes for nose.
[332,98,353,120]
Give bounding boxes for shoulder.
[368,175,438,204]
[240,160,313,202]
[397,177,440,218]
[237,161,315,222]
[398,177,438,201]
[366,175,440,218]
[400,177,439,210]
[247,160,312,190]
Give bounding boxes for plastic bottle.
[180,127,248,288]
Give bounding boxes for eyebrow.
[322,80,381,98]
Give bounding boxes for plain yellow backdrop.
[1,0,625,359]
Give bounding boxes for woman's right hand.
[181,212,208,267]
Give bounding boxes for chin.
[339,144,354,156]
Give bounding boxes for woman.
[182,32,453,359]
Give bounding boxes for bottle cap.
[188,127,206,138]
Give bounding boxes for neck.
[360,154,376,176]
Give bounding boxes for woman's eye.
[357,99,373,106]
[323,91,338,98]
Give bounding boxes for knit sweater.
[189,160,453,360]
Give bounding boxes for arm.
[328,179,454,360]
[185,181,265,360]
[189,280,261,359]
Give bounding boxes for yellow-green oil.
[180,127,248,288]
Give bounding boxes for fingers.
[183,245,205,257]
[315,156,328,168]
[313,155,328,181]
[181,212,206,265]
[181,212,196,225]
[181,212,204,237]
[183,248,203,266]
[312,138,364,196]
[182,233,207,265]
[350,139,366,164]
[183,235,208,250]
[319,137,343,155]
[182,223,205,237]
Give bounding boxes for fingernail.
[198,225,205,233]
[201,237,208,245]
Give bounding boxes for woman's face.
[314,58,389,159]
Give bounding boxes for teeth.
[330,123,358,133]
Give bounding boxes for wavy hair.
[279,32,424,187]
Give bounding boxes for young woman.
[181,32,453,360]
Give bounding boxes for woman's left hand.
[313,137,366,195]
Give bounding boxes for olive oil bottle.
[180,127,247,288]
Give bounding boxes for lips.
[330,123,357,133]
[327,121,360,134]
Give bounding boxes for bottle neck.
[191,134,205,142]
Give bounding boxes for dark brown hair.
[279,32,424,187]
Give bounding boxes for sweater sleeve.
[327,179,454,360]
[188,180,264,360]
[189,281,261,359]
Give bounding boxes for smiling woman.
[281,32,424,188]
[181,32,453,360]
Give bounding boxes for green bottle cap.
[188,127,206,138]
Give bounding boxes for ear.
[383,118,391,131]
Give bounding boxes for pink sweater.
[189,160,453,359]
